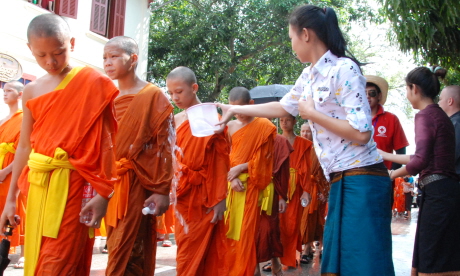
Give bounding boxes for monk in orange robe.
[156,204,175,247]
[299,122,330,262]
[279,115,313,268]
[103,37,174,276]
[257,134,292,276]
[0,80,26,265]
[225,87,276,276]
[0,14,118,276]
[166,66,230,276]
[393,177,405,215]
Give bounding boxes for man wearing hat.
[365,75,409,170]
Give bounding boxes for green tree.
[379,0,460,69]
[148,0,377,103]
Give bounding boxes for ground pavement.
[4,209,417,276]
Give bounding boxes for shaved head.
[444,85,460,107]
[27,14,71,41]
[229,87,251,104]
[6,80,24,92]
[106,36,139,56]
[166,66,197,86]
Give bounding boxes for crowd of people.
[0,3,460,276]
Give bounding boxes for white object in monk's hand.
[142,203,156,215]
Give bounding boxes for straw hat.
[364,75,389,105]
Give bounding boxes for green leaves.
[148,0,378,103]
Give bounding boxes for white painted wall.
[0,0,150,82]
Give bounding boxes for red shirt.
[372,105,409,169]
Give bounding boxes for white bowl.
[186,103,220,137]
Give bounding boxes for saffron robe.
[106,84,174,276]
[19,66,118,276]
[392,177,405,213]
[157,204,175,235]
[225,117,276,276]
[301,149,330,244]
[175,119,230,276]
[0,110,26,249]
[256,134,292,262]
[280,136,313,267]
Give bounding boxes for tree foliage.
[148,0,377,103]
[379,0,460,69]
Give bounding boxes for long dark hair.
[288,5,361,66]
[405,66,447,100]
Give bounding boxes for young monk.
[166,66,230,276]
[299,123,330,262]
[256,134,292,276]
[278,115,313,268]
[0,14,118,276]
[0,80,26,267]
[225,87,277,276]
[102,36,173,276]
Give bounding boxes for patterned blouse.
[280,50,382,180]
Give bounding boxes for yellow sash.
[24,148,75,276]
[288,168,297,202]
[225,173,249,241]
[260,179,274,216]
[0,142,15,170]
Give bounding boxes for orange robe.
[174,119,230,276]
[257,134,292,262]
[157,205,175,235]
[0,110,26,249]
[226,117,276,276]
[105,84,174,276]
[393,177,405,213]
[279,136,312,267]
[19,67,118,276]
[301,149,330,244]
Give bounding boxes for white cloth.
[280,50,382,180]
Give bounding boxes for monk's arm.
[228,162,248,181]
[0,162,13,181]
[0,90,34,228]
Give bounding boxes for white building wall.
[0,0,150,82]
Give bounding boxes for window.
[28,0,78,18]
[90,0,126,38]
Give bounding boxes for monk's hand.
[298,94,316,120]
[207,199,226,224]
[215,103,235,134]
[0,169,7,182]
[300,191,311,207]
[279,198,287,214]
[0,197,18,231]
[80,194,108,228]
[144,193,170,216]
[228,164,243,181]
[230,178,245,192]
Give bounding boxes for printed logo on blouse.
[377,126,387,137]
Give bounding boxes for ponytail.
[405,66,447,100]
[289,5,362,67]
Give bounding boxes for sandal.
[102,244,108,254]
[162,240,172,247]
[272,265,284,276]
[13,257,25,269]
[300,254,310,264]
[262,262,272,272]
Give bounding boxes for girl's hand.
[298,95,316,120]
[215,103,235,133]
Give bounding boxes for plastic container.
[301,198,308,207]
[142,203,156,215]
[80,183,97,224]
[185,103,220,137]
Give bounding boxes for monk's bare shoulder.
[24,74,62,100]
[227,120,241,137]
[174,111,187,128]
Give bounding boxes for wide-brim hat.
[365,75,389,105]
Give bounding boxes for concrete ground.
[4,209,417,276]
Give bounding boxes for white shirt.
[280,50,382,180]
